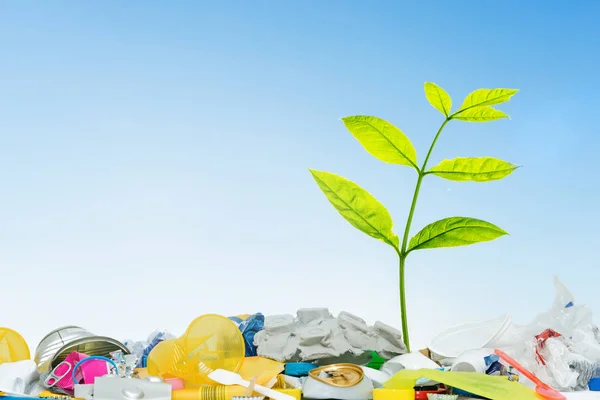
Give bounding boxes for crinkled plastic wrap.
[569,356,600,391]
[499,277,600,392]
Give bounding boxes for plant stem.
[397,118,450,352]
[421,118,450,172]
[398,251,410,352]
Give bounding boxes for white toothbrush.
[208,369,295,400]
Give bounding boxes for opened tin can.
[35,326,95,372]
[35,326,129,374]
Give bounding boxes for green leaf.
[428,157,518,182]
[452,106,509,122]
[342,116,418,170]
[424,82,452,117]
[407,217,507,252]
[310,169,399,248]
[456,88,518,113]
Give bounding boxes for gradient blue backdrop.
[1,1,598,350]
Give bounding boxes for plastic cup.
[0,328,30,364]
[183,314,245,385]
[147,314,245,386]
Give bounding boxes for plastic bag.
[229,313,265,357]
[533,336,578,391]
[0,360,39,395]
[525,277,593,340]
[569,355,600,391]
[499,276,600,392]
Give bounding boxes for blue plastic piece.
[72,356,119,384]
[140,332,168,368]
[484,354,499,366]
[229,313,265,357]
[285,362,318,377]
[589,377,600,391]
[452,387,490,399]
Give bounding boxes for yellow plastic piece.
[373,388,415,400]
[172,386,301,400]
[37,390,86,399]
[148,314,245,386]
[147,339,179,378]
[172,385,249,400]
[270,389,301,400]
[275,374,285,389]
[135,367,149,379]
[0,328,30,364]
[238,356,284,386]
[384,369,540,400]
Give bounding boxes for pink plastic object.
[79,357,109,384]
[165,378,185,390]
[43,351,109,391]
[44,352,86,391]
[494,349,566,400]
[44,360,72,389]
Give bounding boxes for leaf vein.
[313,174,396,247]
[409,225,505,252]
[360,120,419,170]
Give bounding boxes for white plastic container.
[451,348,494,373]
[429,314,513,359]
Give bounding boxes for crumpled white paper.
[254,308,406,363]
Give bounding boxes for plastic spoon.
[208,369,295,400]
[494,349,565,400]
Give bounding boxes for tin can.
[35,326,95,372]
[34,326,130,374]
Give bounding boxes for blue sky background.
[1,1,599,350]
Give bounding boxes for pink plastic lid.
[165,377,185,391]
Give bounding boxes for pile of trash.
[1,277,600,399]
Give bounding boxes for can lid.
[35,326,87,349]
[308,363,364,388]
